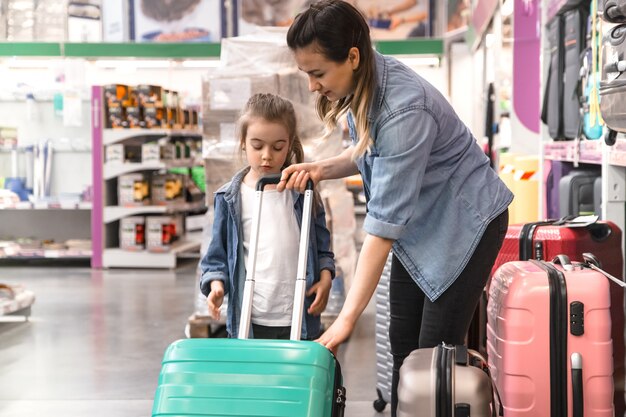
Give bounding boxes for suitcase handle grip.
[257,174,315,191]
[552,254,574,271]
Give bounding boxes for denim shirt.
[347,52,513,301]
[199,167,335,339]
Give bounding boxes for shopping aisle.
[0,262,390,417]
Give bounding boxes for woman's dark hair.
[287,0,376,157]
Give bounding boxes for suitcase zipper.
[532,260,568,417]
[436,344,454,417]
[520,221,553,260]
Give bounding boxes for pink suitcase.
[487,254,614,417]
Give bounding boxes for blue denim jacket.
[347,52,513,301]
[199,167,335,339]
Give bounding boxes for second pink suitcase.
[487,255,614,417]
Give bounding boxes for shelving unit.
[91,85,205,269]
[543,137,626,278]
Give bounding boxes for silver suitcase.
[397,344,501,417]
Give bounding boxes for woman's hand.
[207,280,225,320]
[307,270,332,316]
[277,162,323,193]
[315,314,356,355]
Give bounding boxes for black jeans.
[389,209,508,416]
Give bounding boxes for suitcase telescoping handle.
[581,252,626,288]
[571,353,583,417]
[237,174,315,340]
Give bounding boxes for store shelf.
[0,39,442,59]
[609,138,626,167]
[102,238,201,269]
[0,202,92,210]
[103,202,205,223]
[103,158,202,179]
[0,249,92,260]
[103,128,202,146]
[543,140,603,165]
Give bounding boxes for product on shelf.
[126,106,143,128]
[106,105,125,129]
[118,173,150,206]
[151,173,185,205]
[136,85,164,106]
[143,104,166,128]
[120,216,146,251]
[146,215,181,252]
[106,143,142,163]
[141,142,175,162]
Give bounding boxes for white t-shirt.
[240,183,300,326]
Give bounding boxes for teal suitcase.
[152,175,346,417]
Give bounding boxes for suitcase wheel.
[373,388,387,412]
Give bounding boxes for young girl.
[199,93,335,340]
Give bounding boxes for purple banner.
[513,0,541,133]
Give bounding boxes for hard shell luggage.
[397,344,501,417]
[546,161,574,219]
[487,255,614,417]
[373,254,393,412]
[558,168,601,217]
[152,175,346,417]
[594,175,603,217]
[470,218,625,414]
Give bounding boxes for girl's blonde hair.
[238,93,304,169]
[287,0,376,158]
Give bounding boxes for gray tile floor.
[0,261,391,417]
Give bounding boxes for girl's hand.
[207,280,225,320]
[277,162,322,193]
[315,314,355,355]
[307,270,332,316]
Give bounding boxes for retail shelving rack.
[91,86,205,269]
[542,137,626,278]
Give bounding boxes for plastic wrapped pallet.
[6,0,35,41]
[201,27,322,144]
[34,1,66,41]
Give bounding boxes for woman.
[278,1,512,415]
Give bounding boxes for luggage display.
[397,343,501,417]
[546,161,574,219]
[373,254,393,412]
[559,168,601,217]
[487,255,614,417]
[541,3,589,140]
[152,175,346,417]
[470,218,625,414]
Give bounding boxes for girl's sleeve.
[199,195,230,296]
[314,199,336,279]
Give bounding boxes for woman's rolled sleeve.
[362,109,438,240]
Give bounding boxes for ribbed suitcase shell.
[397,345,495,417]
[374,254,393,411]
[492,221,622,277]
[487,261,614,417]
[152,338,340,417]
